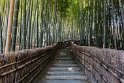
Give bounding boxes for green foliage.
[0,0,124,52]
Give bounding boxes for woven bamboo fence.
[71,43,124,83]
[0,45,58,83]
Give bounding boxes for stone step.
[53,64,78,67]
[54,60,74,62]
[45,75,87,80]
[58,54,72,56]
[49,67,81,71]
[47,74,84,76]
[40,80,89,83]
[54,59,74,62]
[52,60,76,64]
[59,53,71,55]
[56,57,73,60]
[47,71,84,75]
[53,61,76,64]
[57,56,72,58]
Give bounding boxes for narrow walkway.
[33,49,89,83]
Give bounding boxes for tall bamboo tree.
[0,10,3,54]
[103,0,106,48]
[27,0,33,49]
[5,0,15,53]
[22,0,26,49]
[11,0,20,51]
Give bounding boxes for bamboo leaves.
[0,0,124,53]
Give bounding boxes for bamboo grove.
[0,0,124,54]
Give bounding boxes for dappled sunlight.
[68,67,75,72]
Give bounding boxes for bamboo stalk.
[27,0,32,49]
[11,0,20,51]
[5,0,15,53]
[103,0,106,48]
[0,7,3,54]
[22,0,26,49]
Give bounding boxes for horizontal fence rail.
[0,45,59,83]
[70,43,124,83]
